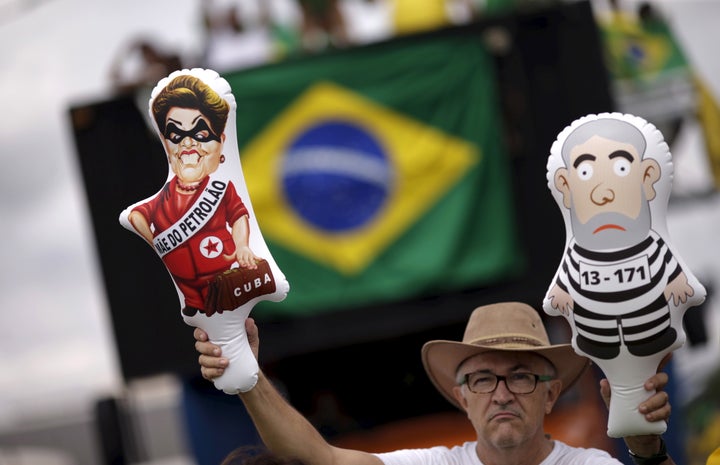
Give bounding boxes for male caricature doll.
[543,113,705,437]
[120,68,289,394]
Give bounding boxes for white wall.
[0,0,204,431]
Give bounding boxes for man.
[195,301,674,465]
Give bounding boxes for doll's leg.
[572,309,621,360]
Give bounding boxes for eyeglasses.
[460,372,554,394]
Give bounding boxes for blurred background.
[1,0,719,464]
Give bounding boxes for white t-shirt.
[374,440,623,465]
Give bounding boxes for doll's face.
[565,135,652,249]
[162,107,225,184]
[567,135,645,223]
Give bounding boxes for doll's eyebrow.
[166,114,203,129]
[608,150,634,162]
[573,153,595,168]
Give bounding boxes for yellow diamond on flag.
[241,82,479,275]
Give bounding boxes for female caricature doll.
[543,113,705,437]
[120,68,289,394]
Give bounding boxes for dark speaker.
[70,94,198,381]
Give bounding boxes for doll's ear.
[554,167,572,209]
[641,158,661,201]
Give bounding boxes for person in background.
[201,0,278,72]
[195,301,676,465]
[109,37,182,94]
[390,0,478,36]
[295,0,350,51]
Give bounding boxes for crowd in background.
[108,0,515,93]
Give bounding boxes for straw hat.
[422,302,590,408]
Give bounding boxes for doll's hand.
[548,285,574,316]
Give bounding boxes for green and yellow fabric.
[223,32,524,316]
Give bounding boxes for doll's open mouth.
[180,151,200,165]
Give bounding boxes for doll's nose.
[591,185,615,206]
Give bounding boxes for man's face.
[453,351,560,451]
[162,107,224,185]
[563,135,652,250]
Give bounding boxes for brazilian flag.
[223,30,524,316]
[598,10,691,83]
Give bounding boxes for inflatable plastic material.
[543,112,706,437]
[119,68,290,394]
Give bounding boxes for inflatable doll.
[543,112,705,437]
[120,68,290,394]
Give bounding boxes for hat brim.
[421,340,590,409]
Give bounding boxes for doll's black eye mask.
[164,120,221,144]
